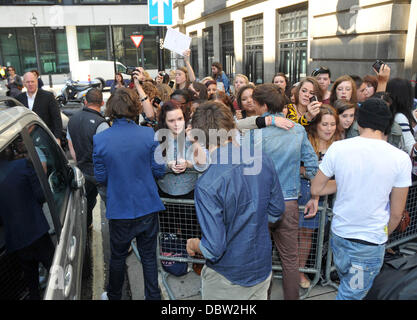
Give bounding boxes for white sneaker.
[101,292,109,300]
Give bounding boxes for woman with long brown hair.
[298,105,341,289]
[286,77,323,126]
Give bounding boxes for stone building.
[173,0,417,85]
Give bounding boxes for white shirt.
[394,113,415,155]
[320,136,412,244]
[26,90,37,111]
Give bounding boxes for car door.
[22,122,87,300]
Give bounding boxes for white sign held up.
[163,28,191,56]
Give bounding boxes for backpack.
[160,233,188,277]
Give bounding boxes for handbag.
[396,209,410,233]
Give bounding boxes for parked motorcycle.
[56,79,102,106]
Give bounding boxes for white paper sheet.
[163,28,191,56]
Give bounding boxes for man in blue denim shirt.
[249,84,319,300]
[186,101,285,300]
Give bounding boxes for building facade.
[173,0,417,85]
[1,0,416,87]
[0,0,170,82]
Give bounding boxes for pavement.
[87,190,338,300]
[125,241,339,301]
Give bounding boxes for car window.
[29,124,70,225]
[117,64,126,74]
[0,134,57,299]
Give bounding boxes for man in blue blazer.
[93,87,165,300]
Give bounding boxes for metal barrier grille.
[271,203,327,274]
[157,197,329,299]
[387,183,417,248]
[158,198,204,264]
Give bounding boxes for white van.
[70,60,130,90]
[70,60,162,90]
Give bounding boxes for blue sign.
[148,0,173,26]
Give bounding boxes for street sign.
[148,0,173,26]
[130,35,144,48]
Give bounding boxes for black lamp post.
[30,13,41,73]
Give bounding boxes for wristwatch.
[140,96,148,102]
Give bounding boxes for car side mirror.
[70,166,85,190]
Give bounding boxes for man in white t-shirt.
[311,97,412,300]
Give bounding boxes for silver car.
[0,80,7,96]
[0,97,87,300]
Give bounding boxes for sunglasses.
[311,66,330,77]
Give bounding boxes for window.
[0,28,69,75]
[111,25,170,70]
[189,32,199,79]
[220,22,235,81]
[277,8,308,84]
[202,27,214,77]
[244,15,263,84]
[29,124,71,225]
[4,0,58,3]
[77,26,108,61]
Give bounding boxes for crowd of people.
[3,51,417,301]
[87,55,415,301]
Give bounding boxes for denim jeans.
[330,232,385,300]
[107,212,161,300]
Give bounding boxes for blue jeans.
[107,212,161,300]
[330,232,385,300]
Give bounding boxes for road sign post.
[130,35,144,67]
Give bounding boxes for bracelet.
[271,115,275,126]
[140,96,148,102]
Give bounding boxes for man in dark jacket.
[67,88,109,228]
[93,87,166,300]
[0,143,54,300]
[16,72,62,143]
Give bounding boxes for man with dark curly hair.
[93,86,166,300]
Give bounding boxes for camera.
[309,95,318,103]
[126,66,137,75]
[372,60,385,73]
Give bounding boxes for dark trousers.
[16,233,55,300]
[107,212,161,300]
[269,200,300,300]
[85,179,98,228]
[84,174,107,228]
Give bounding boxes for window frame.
[220,21,235,82]
[20,122,72,241]
[202,27,214,77]
[243,14,264,84]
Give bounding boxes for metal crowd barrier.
[271,196,329,299]
[321,182,417,291]
[155,196,331,300]
[156,198,205,300]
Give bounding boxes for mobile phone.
[309,95,318,103]
[153,97,162,107]
[126,66,137,75]
[372,60,385,73]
